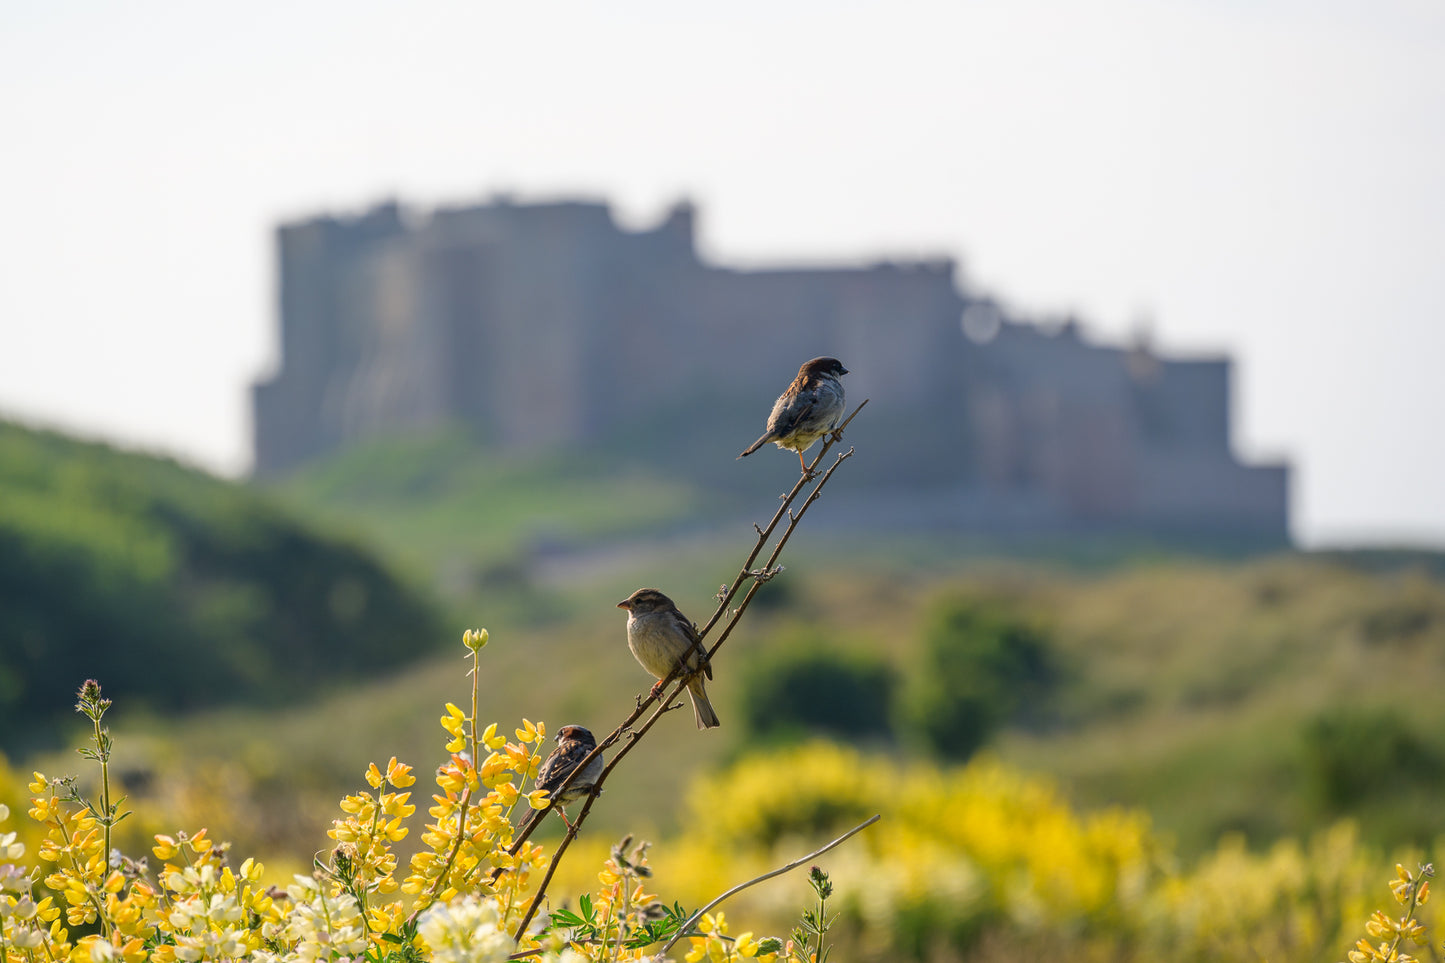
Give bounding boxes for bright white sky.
[2,1,1441,547]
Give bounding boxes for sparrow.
[738,357,849,472]
[617,588,720,729]
[516,724,604,835]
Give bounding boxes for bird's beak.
[840,366,850,375]
[616,600,630,610]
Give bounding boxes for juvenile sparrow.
[516,724,603,835]
[617,588,720,729]
[738,356,849,472]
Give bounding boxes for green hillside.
[270,426,727,604]
[0,421,447,753]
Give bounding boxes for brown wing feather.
[678,611,712,680]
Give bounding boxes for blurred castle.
[252,197,1290,542]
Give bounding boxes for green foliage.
[0,421,446,753]
[790,866,837,963]
[737,628,897,743]
[547,896,691,952]
[900,596,1058,761]
[1302,707,1442,811]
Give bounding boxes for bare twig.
[659,814,882,954]
[507,401,869,939]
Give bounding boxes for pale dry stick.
[507,403,869,937]
[658,814,882,955]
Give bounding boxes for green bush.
[900,596,1058,761]
[737,628,898,742]
[1301,706,1441,811]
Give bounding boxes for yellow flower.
[35,895,60,923]
[479,753,514,789]
[29,772,48,793]
[442,704,468,752]
[436,765,468,795]
[481,723,507,751]
[1392,864,1414,904]
[386,758,416,788]
[382,790,415,818]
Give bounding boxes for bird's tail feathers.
[689,679,722,729]
[737,434,770,459]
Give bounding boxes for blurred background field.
[3,419,1443,960]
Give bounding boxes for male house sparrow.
[516,724,604,835]
[617,588,720,729]
[738,357,849,472]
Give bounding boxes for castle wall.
[251,196,1291,543]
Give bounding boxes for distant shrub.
[900,596,1058,761]
[737,628,897,743]
[1301,706,1441,811]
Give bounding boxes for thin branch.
[659,814,882,955]
[696,399,869,642]
[507,401,869,938]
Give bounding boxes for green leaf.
[549,909,587,927]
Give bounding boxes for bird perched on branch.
[738,356,849,472]
[617,588,720,729]
[516,724,603,835]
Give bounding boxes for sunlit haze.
[2,0,1441,547]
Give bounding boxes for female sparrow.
[516,724,604,834]
[738,356,849,472]
[617,588,720,729]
